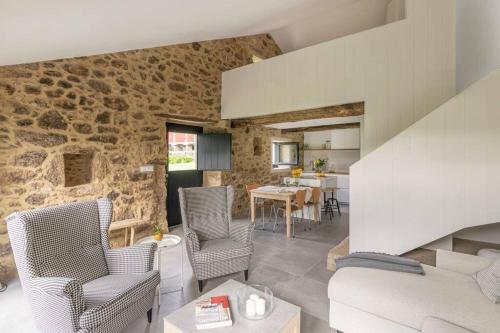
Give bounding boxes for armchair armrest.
[30,277,84,332]
[436,249,492,276]
[106,243,157,274]
[185,227,200,253]
[229,221,254,244]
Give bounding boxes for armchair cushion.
[194,239,253,264]
[105,243,157,275]
[80,270,160,329]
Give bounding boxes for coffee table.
[164,279,301,333]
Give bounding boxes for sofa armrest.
[106,243,157,274]
[436,249,492,275]
[423,317,475,333]
[30,277,84,332]
[229,221,254,244]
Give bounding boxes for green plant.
[313,158,327,172]
[152,224,162,234]
[168,155,194,164]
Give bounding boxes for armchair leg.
[147,309,152,323]
[198,280,203,292]
[244,269,249,281]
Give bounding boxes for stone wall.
[0,34,281,281]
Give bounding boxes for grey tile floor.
[0,206,348,333]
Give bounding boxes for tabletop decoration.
[152,224,163,241]
[313,158,327,177]
[237,284,274,320]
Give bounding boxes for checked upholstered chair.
[6,198,160,333]
[178,186,254,292]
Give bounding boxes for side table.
[137,234,184,306]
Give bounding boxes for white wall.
[222,0,456,157]
[350,70,500,255]
[456,0,500,93]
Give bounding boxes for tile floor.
[0,206,349,333]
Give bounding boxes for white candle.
[246,299,256,316]
[249,294,259,301]
[256,297,266,315]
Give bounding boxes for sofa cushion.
[329,265,500,333]
[80,271,160,328]
[422,317,475,333]
[475,259,500,303]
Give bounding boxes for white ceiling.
[264,115,363,130]
[0,0,390,66]
[270,0,391,53]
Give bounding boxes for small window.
[64,153,93,187]
[272,141,299,169]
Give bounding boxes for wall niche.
[63,152,94,187]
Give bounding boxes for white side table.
[137,234,184,306]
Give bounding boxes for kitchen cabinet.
[331,128,360,149]
[304,128,360,150]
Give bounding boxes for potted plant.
[313,158,327,177]
[152,224,163,241]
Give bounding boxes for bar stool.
[305,187,321,230]
[322,187,341,221]
[246,183,274,230]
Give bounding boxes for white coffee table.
[137,234,183,306]
[164,279,301,333]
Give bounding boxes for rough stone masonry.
[0,34,288,281]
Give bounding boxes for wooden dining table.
[250,186,318,239]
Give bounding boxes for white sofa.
[328,250,500,333]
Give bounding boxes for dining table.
[250,185,317,239]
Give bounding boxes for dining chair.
[273,189,306,238]
[305,187,321,230]
[245,183,275,230]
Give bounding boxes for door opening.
[166,123,203,228]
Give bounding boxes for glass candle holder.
[237,284,274,320]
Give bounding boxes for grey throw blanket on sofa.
[335,252,425,275]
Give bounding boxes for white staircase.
[350,70,500,255]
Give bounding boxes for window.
[168,132,197,171]
[272,141,299,169]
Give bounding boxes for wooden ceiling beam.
[230,102,364,128]
[281,122,360,134]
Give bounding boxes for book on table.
[195,295,232,330]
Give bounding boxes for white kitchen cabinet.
[331,128,360,149]
[304,130,331,149]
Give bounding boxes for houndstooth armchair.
[178,186,254,292]
[6,198,160,333]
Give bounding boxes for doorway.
[166,123,203,228]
